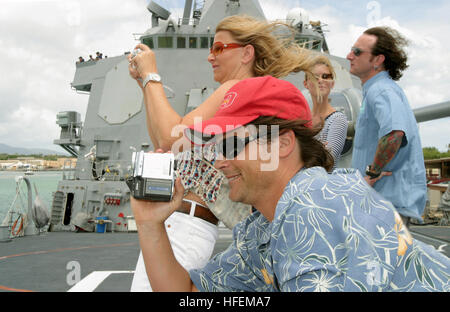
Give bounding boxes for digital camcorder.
[126,151,177,201]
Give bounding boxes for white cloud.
[263,0,450,152]
[0,0,448,152]
[0,0,148,151]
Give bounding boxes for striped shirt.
[315,111,348,171]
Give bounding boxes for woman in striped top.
[304,55,348,171]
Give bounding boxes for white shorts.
[130,211,219,292]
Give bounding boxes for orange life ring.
[11,215,24,236]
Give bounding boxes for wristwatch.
[142,73,161,88]
[365,165,381,179]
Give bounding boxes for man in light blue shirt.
[130,76,450,292]
[347,27,426,223]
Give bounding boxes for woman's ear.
[241,44,255,65]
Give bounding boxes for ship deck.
[0,226,232,292]
[0,225,448,292]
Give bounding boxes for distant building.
[0,162,16,169]
[0,157,77,170]
[44,157,77,169]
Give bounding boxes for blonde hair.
[304,54,336,81]
[304,54,336,103]
[216,15,315,78]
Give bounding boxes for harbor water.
[0,171,61,223]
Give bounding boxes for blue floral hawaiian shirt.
[189,167,450,292]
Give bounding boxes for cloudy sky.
[0,0,449,153]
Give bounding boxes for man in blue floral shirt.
[131,76,450,292]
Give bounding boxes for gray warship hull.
[48,0,366,236]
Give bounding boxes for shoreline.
[0,169,67,172]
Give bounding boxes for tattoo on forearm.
[372,131,404,173]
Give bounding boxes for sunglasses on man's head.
[218,135,259,159]
[351,47,370,57]
[210,42,244,56]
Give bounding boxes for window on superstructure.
[295,37,309,49]
[177,37,186,48]
[158,36,173,48]
[200,37,209,49]
[312,40,322,51]
[189,37,197,48]
[142,37,154,49]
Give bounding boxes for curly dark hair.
[364,27,409,81]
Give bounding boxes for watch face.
[143,73,161,88]
[150,73,161,82]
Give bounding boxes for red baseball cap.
[186,76,311,142]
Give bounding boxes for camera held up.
[126,151,177,201]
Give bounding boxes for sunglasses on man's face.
[210,42,244,56]
[218,135,259,159]
[351,47,370,57]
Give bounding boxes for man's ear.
[375,54,385,69]
[278,130,296,158]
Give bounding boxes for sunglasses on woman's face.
[218,135,259,159]
[210,42,244,56]
[313,73,334,81]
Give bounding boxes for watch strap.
[365,165,381,179]
[142,73,161,88]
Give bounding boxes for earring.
[374,65,379,70]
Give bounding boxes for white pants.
[130,211,219,291]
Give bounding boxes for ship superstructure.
[50,0,364,232]
[1,0,449,293]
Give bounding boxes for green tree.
[44,155,58,161]
[423,146,450,160]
